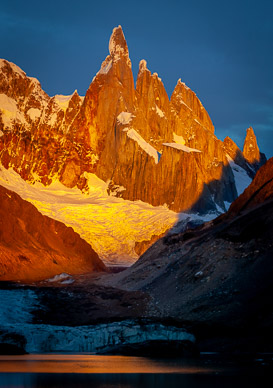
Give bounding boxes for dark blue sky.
[1,0,273,157]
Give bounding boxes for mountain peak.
[139,59,147,72]
[109,25,130,63]
[0,58,26,78]
[243,127,261,165]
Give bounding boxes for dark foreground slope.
[107,158,273,351]
[0,185,105,281]
[228,156,273,215]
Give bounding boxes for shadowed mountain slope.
[105,158,273,351]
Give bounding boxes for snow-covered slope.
[0,165,220,266]
[226,155,252,196]
[0,166,175,265]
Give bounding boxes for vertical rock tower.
[0,26,266,213]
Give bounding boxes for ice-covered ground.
[0,166,216,265]
[0,288,195,353]
[226,155,252,196]
[0,166,236,266]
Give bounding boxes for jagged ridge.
[0,26,266,213]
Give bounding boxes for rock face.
[223,136,253,177]
[243,127,267,169]
[0,26,266,213]
[0,59,83,187]
[0,185,105,281]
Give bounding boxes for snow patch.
[53,91,83,112]
[46,273,72,283]
[61,278,75,285]
[54,94,71,112]
[29,76,40,85]
[111,44,130,64]
[117,111,133,125]
[47,112,57,126]
[0,94,26,127]
[173,90,192,111]
[139,59,147,72]
[226,155,252,196]
[123,128,160,164]
[177,78,190,90]
[194,271,203,278]
[155,105,165,118]
[152,72,162,81]
[27,108,41,121]
[0,59,26,78]
[54,94,73,102]
[173,133,186,145]
[194,118,204,127]
[99,59,112,75]
[215,202,224,213]
[224,201,231,211]
[163,143,201,153]
[179,99,192,110]
[8,62,26,78]
[0,94,18,113]
[109,26,131,67]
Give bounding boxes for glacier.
[0,165,217,266]
[0,288,195,353]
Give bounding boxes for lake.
[0,353,272,387]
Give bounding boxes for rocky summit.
[0,26,266,213]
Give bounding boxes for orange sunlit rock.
[0,185,105,281]
[0,26,266,213]
[243,127,262,165]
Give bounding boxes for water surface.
[0,354,271,388]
